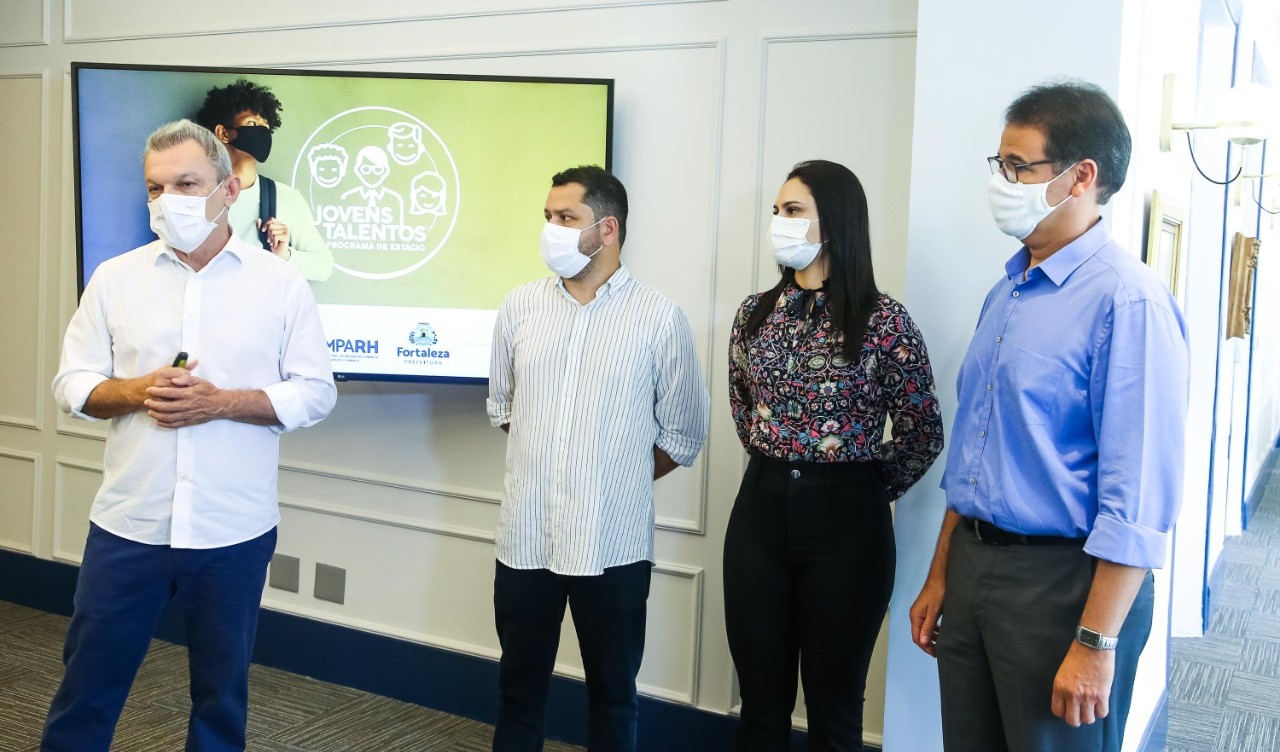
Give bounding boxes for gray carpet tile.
[1168,659,1233,706]
[1170,472,1280,750]
[1215,708,1280,751]
[1208,605,1252,638]
[1168,698,1226,750]
[0,600,584,752]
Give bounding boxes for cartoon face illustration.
[354,146,391,190]
[387,121,426,166]
[410,171,447,216]
[308,144,349,188]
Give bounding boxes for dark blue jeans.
[492,559,652,752]
[41,523,277,752]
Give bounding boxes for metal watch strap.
[1075,625,1119,651]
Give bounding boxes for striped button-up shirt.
[486,264,710,576]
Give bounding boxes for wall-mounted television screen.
[71,62,613,383]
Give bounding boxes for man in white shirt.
[42,119,336,752]
[486,166,710,751]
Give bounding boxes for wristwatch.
[1075,625,1119,651]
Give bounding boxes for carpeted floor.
[0,601,583,752]
[1168,459,1280,751]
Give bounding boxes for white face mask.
[770,215,822,270]
[148,179,227,252]
[986,163,1077,240]
[540,218,604,279]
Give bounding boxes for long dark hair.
[743,160,879,359]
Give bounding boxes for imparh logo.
[409,322,438,346]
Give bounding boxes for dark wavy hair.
[1005,80,1131,204]
[194,79,284,132]
[743,160,879,359]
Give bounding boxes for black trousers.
[724,454,894,752]
[936,523,1155,752]
[492,559,652,752]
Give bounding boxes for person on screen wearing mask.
[725,159,944,751]
[486,165,710,752]
[908,81,1188,752]
[42,119,335,751]
[195,78,334,281]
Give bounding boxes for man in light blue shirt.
[909,81,1188,752]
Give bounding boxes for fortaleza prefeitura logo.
[291,107,459,281]
[401,322,450,360]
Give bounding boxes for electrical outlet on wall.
[268,554,300,593]
[314,563,346,605]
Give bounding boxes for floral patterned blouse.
[728,284,944,499]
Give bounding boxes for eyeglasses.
[987,156,1056,184]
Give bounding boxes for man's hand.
[1051,641,1115,726]
[258,217,290,257]
[144,372,226,428]
[910,576,945,657]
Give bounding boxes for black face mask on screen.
[230,125,272,163]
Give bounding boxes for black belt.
[964,517,1085,546]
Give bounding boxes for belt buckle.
[972,518,1004,546]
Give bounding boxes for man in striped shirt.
[486,165,710,751]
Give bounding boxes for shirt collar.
[151,227,251,269]
[554,263,631,303]
[1003,218,1109,286]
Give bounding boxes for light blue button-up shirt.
[942,220,1189,568]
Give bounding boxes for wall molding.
[0,448,41,554]
[277,492,704,702]
[231,37,722,73]
[281,447,705,533]
[0,72,51,433]
[750,29,917,294]
[0,0,49,47]
[51,455,102,564]
[63,0,724,44]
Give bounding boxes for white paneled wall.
[0,0,920,743]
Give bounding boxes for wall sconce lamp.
[1160,73,1277,185]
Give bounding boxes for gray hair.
[143,119,233,182]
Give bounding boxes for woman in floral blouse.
[724,160,944,750]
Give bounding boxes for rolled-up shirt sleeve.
[52,274,113,421]
[1085,297,1189,568]
[653,307,710,467]
[486,294,516,428]
[262,277,336,432]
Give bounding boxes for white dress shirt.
[487,264,710,576]
[53,233,337,549]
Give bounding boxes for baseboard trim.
[1136,689,1167,752]
[0,549,874,751]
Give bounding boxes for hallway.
[1168,459,1280,751]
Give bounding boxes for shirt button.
[790,469,801,479]
[181,474,190,481]
[969,477,977,485]
[979,430,986,438]
[1012,291,1021,298]
[987,383,993,391]
[995,336,1002,343]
